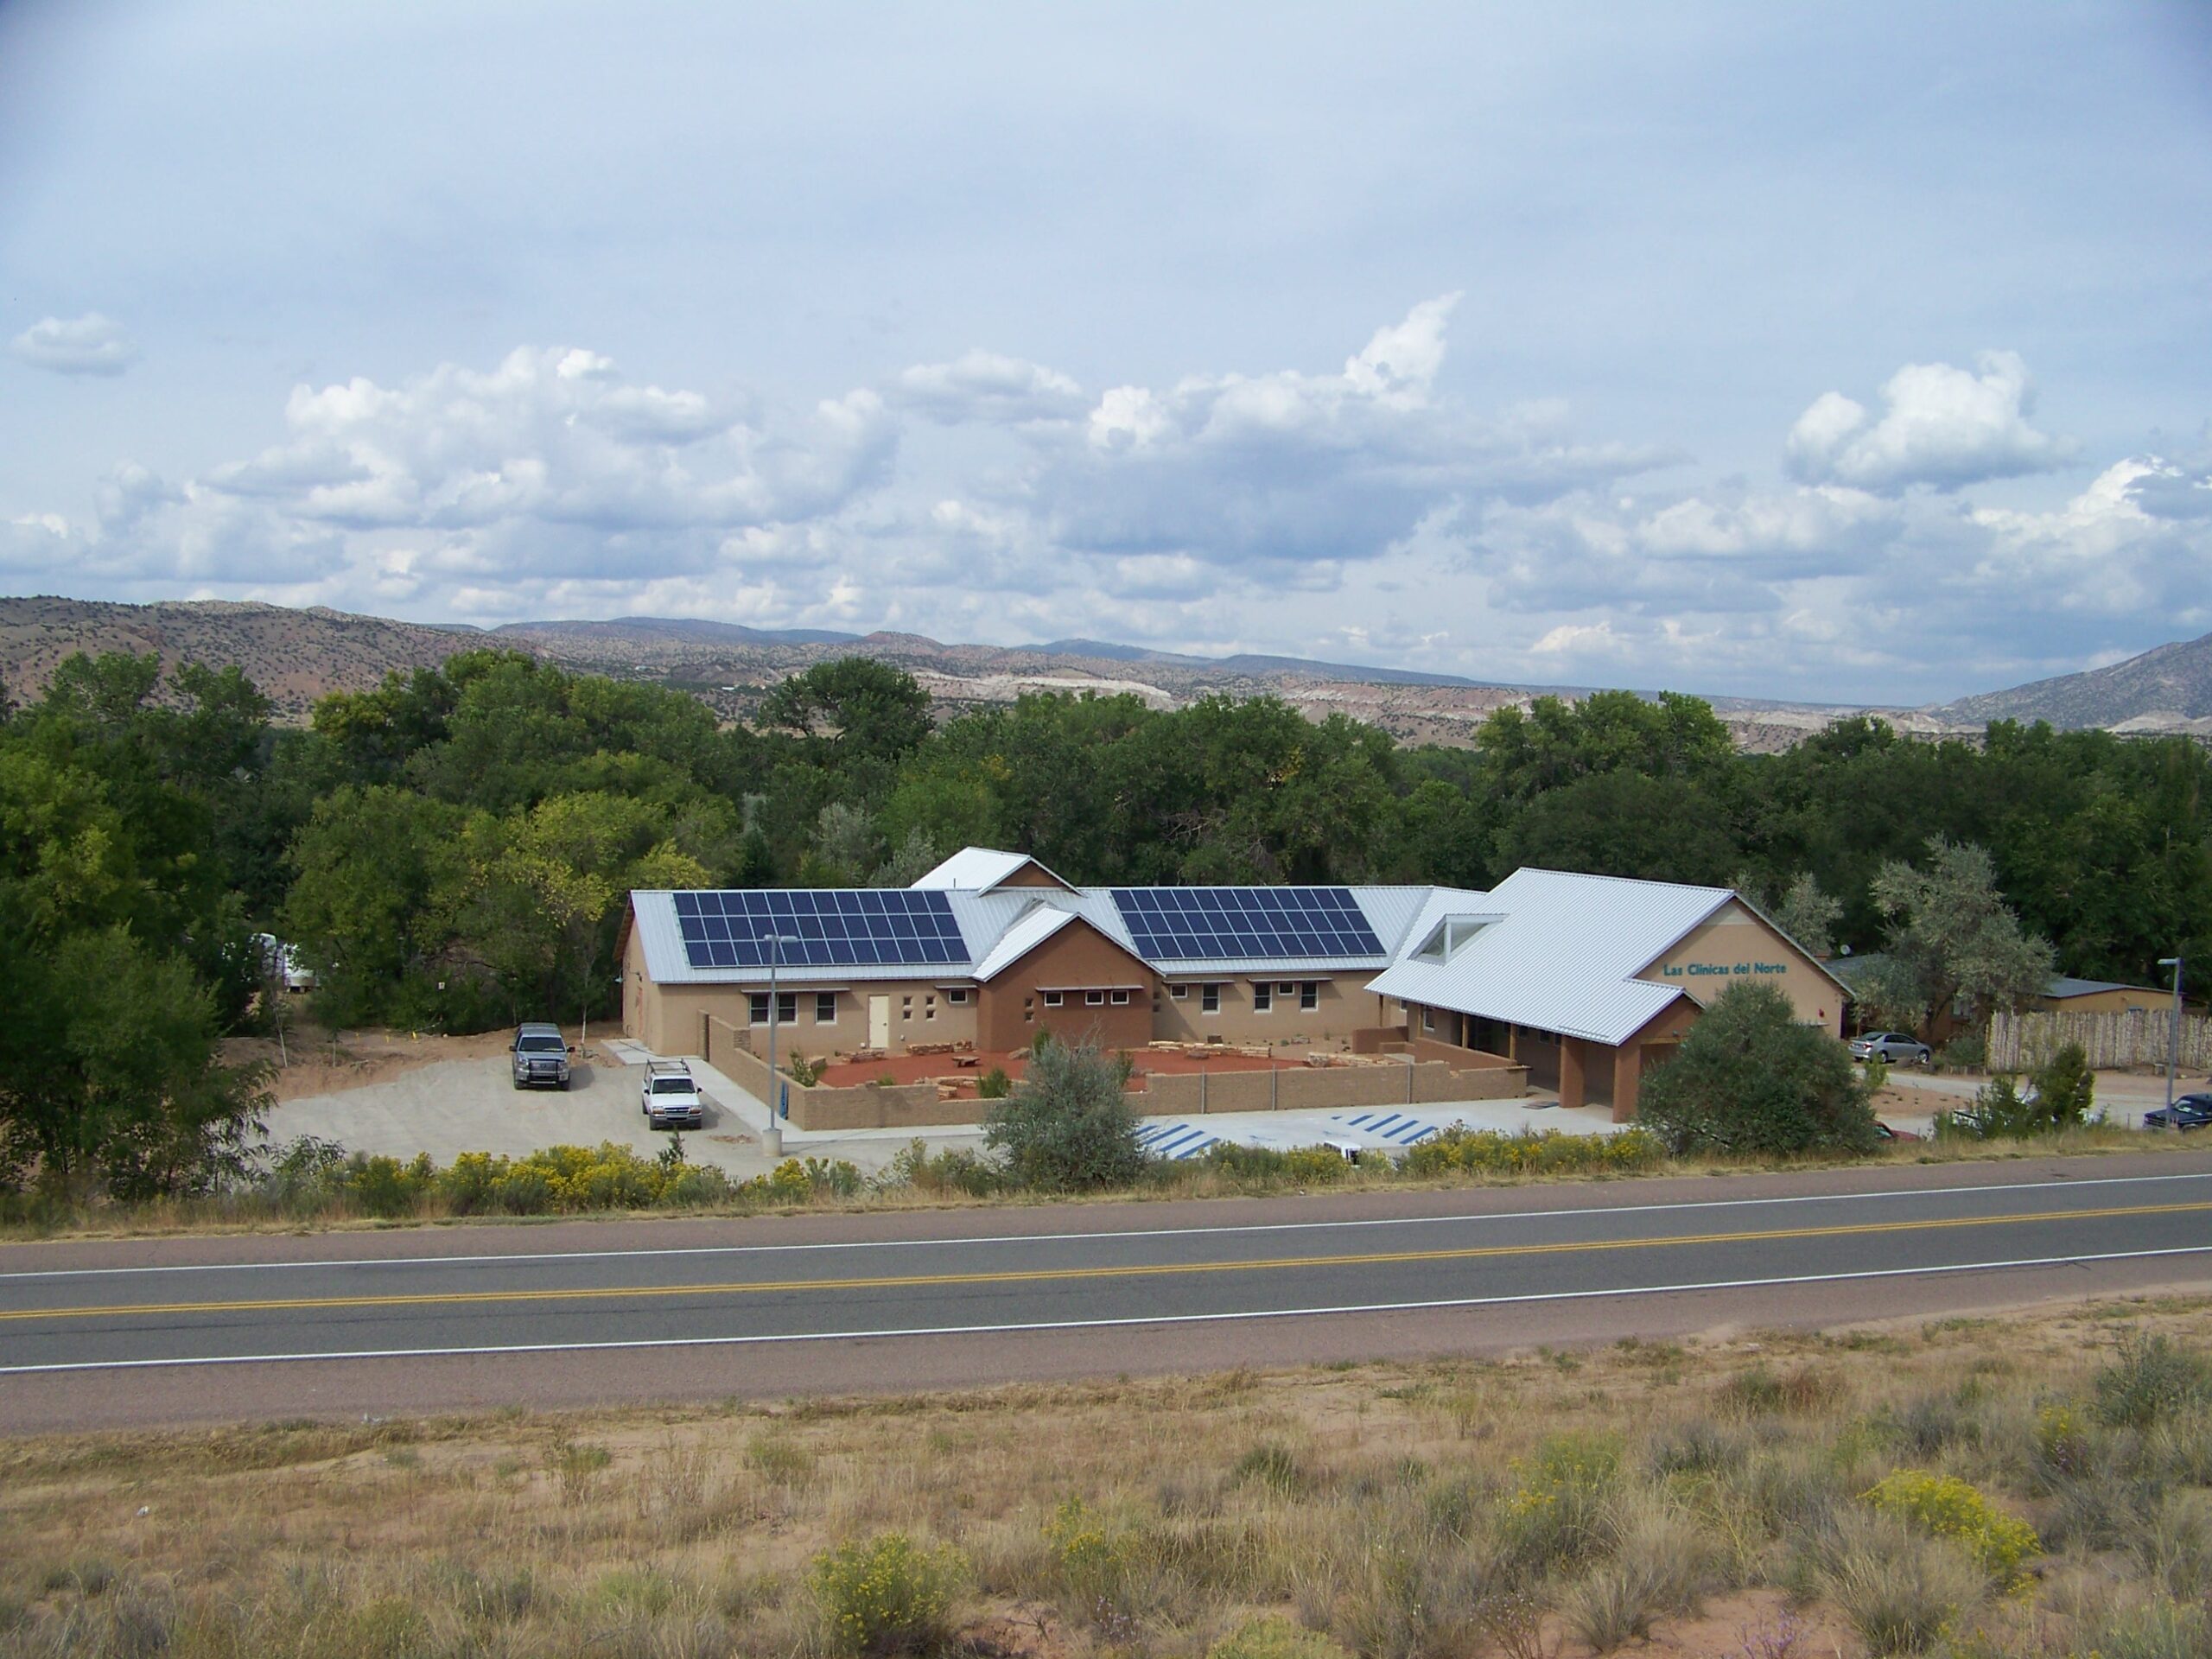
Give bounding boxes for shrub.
[1822,1510,1985,1656]
[2069,1596,2211,1659]
[1206,1616,1353,1659]
[2033,1403,2092,1480]
[1861,1471,2038,1586]
[1402,1126,1664,1177]
[1938,1051,2094,1140]
[1718,1363,1834,1417]
[1202,1142,1354,1184]
[1041,1497,1137,1619]
[1637,982,1879,1155]
[2096,1333,2212,1430]
[1936,1030,1986,1071]
[807,1532,963,1656]
[983,1036,1146,1191]
[1230,1440,1310,1494]
[2030,1042,2096,1127]
[976,1065,1012,1100]
[785,1052,825,1088]
[1496,1432,1623,1573]
[883,1139,1008,1196]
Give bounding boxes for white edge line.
[9,1244,2211,1376]
[6,1168,2210,1283]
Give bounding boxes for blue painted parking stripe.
[1369,1114,1407,1134]
[1154,1128,1211,1156]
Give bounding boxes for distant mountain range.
[0,594,2203,750]
[1932,629,2212,734]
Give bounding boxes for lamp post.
[2159,956,2184,1129]
[763,933,800,1160]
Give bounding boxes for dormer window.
[1412,915,1495,963]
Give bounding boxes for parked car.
[1848,1031,1931,1066]
[1873,1120,1923,1143]
[640,1060,704,1130]
[2142,1094,2212,1132]
[511,1023,572,1090]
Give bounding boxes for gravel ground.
[259,1052,785,1175]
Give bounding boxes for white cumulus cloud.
[10,313,139,377]
[889,350,1085,424]
[1784,350,2072,492]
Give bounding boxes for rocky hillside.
[10,594,2202,751]
[0,597,479,722]
[1930,630,2212,734]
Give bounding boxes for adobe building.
[617,849,1847,1121]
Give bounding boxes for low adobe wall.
[704,1016,948,1131]
[696,1019,1528,1132]
[1142,1054,1527,1116]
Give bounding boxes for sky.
[2,3,2209,705]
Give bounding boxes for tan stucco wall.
[1637,901,1845,1037]
[2037,988,2165,1016]
[976,919,1155,1052]
[627,955,978,1059]
[995,862,1071,890]
[1151,975,1366,1046]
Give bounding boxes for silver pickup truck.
[510,1023,572,1090]
[640,1059,704,1129]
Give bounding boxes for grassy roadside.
[5,1296,2211,1657]
[0,1122,2199,1245]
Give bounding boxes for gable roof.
[1368,868,1732,1046]
[911,847,1075,893]
[2045,975,2164,999]
[972,904,1078,981]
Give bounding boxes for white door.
[868,995,891,1048]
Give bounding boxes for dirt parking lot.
[259,1047,773,1175]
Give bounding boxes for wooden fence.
[1986,1007,2210,1074]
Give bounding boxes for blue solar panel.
[675,889,969,970]
[1109,887,1382,961]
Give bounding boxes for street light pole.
[763,933,799,1160]
[2159,956,2184,1128]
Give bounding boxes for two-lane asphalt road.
[3,1153,2209,1432]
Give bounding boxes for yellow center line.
[6,1198,2206,1325]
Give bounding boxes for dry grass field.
[4,1295,2211,1659]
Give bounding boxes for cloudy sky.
[3,3,2209,704]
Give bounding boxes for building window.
[1253,983,1272,1013]
[750,992,798,1026]
[1201,983,1220,1014]
[1085,989,1104,1006]
[901,995,912,1022]
[1421,1006,1435,1033]
[1170,984,1187,1001]
[1278,982,1294,995]
[945,987,969,1005]
[925,993,937,1021]
[1043,991,1063,1008]
[1109,989,1129,1006]
[1024,995,1035,1023]
[815,992,836,1023]
[1300,981,1319,1012]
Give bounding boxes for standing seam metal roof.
[1367,867,1731,1046]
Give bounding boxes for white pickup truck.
[639,1060,704,1130]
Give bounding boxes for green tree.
[759,658,933,768]
[1637,981,1878,1155]
[0,925,271,1198]
[1859,838,2055,1033]
[982,1036,1146,1190]
[1734,868,1844,959]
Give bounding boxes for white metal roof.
[1367,868,1733,1046]
[910,847,1071,893]
[972,903,1077,982]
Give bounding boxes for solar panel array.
[674,890,968,970]
[1110,887,1383,962]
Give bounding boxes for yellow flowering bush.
[1496,1432,1623,1571]
[1861,1470,2039,1586]
[807,1531,963,1656]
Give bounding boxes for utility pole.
[2158,956,2184,1128]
